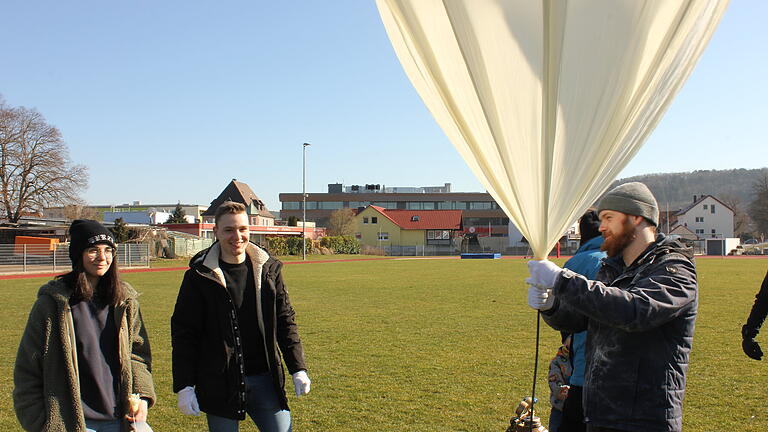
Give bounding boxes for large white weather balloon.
[376,0,729,259]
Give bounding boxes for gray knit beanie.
[597,182,659,226]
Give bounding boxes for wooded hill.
[611,168,768,212]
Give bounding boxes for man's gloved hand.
[742,325,763,360]
[292,370,311,396]
[177,386,200,416]
[527,284,555,311]
[526,259,564,289]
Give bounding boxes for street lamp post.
[302,142,310,261]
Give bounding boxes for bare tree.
[0,97,88,223]
[748,173,768,238]
[720,194,754,238]
[327,208,357,236]
[62,204,99,221]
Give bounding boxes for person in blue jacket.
[558,209,606,432]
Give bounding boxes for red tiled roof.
[368,206,462,230]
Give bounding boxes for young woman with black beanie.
[13,219,155,432]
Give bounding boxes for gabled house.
[671,195,734,239]
[202,179,275,226]
[355,205,462,249]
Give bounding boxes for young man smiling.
[171,201,310,432]
[526,182,698,432]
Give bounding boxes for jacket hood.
[576,235,604,254]
[189,241,275,283]
[651,233,694,260]
[604,233,694,270]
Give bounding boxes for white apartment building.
[673,195,734,239]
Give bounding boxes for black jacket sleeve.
[171,270,204,392]
[551,257,697,333]
[744,270,768,337]
[271,263,307,374]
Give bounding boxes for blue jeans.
[207,373,292,432]
[85,419,121,432]
[549,407,563,432]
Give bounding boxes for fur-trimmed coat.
[171,241,307,420]
[13,279,155,432]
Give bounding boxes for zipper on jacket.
[195,267,248,414]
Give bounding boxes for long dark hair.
[58,252,125,305]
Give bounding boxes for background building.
[202,179,276,226]
[280,182,509,236]
[355,205,463,254]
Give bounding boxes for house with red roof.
[355,205,463,251]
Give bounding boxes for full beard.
[601,218,636,257]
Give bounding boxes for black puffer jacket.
[171,242,306,420]
[543,234,697,432]
[743,270,768,337]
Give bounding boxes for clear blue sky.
[2,1,765,211]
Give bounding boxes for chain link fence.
[0,243,150,275]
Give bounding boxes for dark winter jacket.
[743,270,768,338]
[171,241,307,420]
[543,234,697,432]
[14,279,155,432]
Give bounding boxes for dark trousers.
[558,385,585,432]
[586,426,626,432]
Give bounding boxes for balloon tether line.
[530,310,542,431]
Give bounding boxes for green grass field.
[2,257,767,431]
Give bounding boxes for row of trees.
[748,173,768,239]
[1,96,88,223]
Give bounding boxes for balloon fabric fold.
[376,0,729,259]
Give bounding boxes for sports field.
[1,257,766,431]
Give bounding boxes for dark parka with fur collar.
[171,242,306,420]
[13,279,155,432]
[542,234,697,432]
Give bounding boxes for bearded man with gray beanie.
[526,182,698,432]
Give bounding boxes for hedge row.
[265,235,360,256]
[319,235,360,254]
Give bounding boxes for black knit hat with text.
[597,182,659,226]
[68,219,116,266]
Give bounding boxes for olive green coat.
[13,279,155,432]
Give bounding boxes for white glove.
[526,259,564,289]
[527,284,555,311]
[177,386,200,416]
[292,370,311,396]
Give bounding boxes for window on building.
[372,217,378,224]
[711,204,715,214]
[355,232,361,239]
[305,201,318,210]
[411,215,420,222]
[695,229,704,234]
[406,202,423,210]
[695,217,704,223]
[378,232,389,241]
[282,202,300,210]
[349,201,370,209]
[423,202,435,210]
[318,201,343,210]
[470,202,493,210]
[363,217,368,224]
[711,229,716,234]
[427,230,448,240]
[372,202,397,209]
[703,204,708,210]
